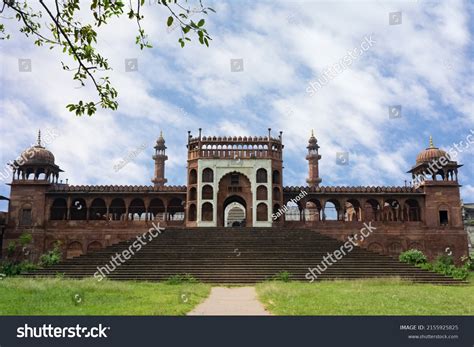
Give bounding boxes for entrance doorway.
[217,172,252,227]
[225,202,246,227]
[223,196,247,227]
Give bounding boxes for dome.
[416,136,449,164]
[19,131,55,165]
[308,129,317,144]
[21,145,55,165]
[156,131,165,144]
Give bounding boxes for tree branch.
[38,0,103,96]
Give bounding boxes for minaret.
[306,130,322,187]
[152,131,168,186]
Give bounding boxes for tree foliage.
[0,0,214,116]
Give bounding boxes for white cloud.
[0,0,472,201]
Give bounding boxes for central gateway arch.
[218,172,252,227]
[185,130,284,228]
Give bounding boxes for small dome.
[19,131,55,165]
[20,145,55,165]
[416,136,449,164]
[308,129,317,144]
[156,131,165,144]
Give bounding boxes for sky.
[0,0,473,211]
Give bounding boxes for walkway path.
[188,286,272,316]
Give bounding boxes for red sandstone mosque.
[0,129,468,262]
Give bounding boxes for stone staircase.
[25,228,466,284]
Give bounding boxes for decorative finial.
[160,130,163,138]
[429,135,434,148]
[37,129,42,147]
[311,129,314,137]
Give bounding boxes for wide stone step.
[40,262,415,267]
[27,272,455,280]
[25,274,466,285]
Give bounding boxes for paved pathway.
[188,286,272,316]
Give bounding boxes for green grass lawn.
[2,274,473,316]
[0,278,211,315]
[256,274,474,315]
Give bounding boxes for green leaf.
[197,19,205,27]
[167,16,174,27]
